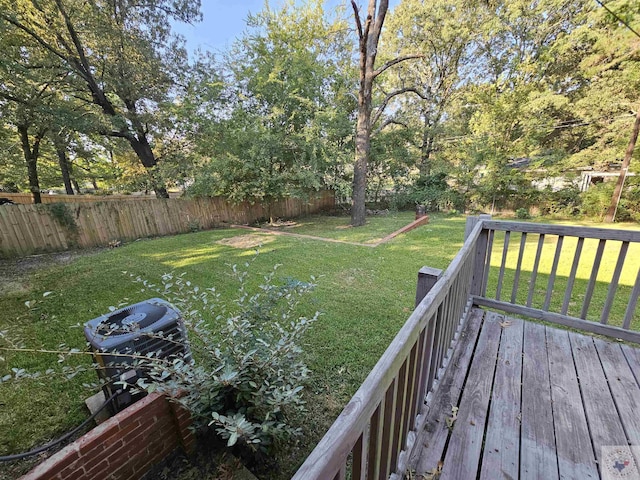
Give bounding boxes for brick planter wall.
[21,393,194,480]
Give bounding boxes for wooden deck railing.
[293,216,640,480]
[292,222,483,480]
[471,219,640,344]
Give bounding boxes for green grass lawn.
[0,212,465,479]
[0,212,638,479]
[260,211,417,243]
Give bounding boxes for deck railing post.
[469,214,492,296]
[416,266,443,308]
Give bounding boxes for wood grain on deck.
[409,307,640,480]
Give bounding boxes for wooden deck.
[409,307,640,480]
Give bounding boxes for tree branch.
[372,118,408,137]
[351,0,363,40]
[371,87,429,125]
[0,13,68,64]
[373,54,424,79]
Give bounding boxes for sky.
[172,0,401,55]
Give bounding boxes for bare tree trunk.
[18,124,45,204]
[349,0,422,226]
[352,99,372,226]
[53,136,74,195]
[604,106,640,222]
[350,0,387,227]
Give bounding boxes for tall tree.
[190,0,354,208]
[382,0,476,178]
[349,0,421,226]
[0,0,201,198]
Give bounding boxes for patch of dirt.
[0,249,105,296]
[216,234,273,249]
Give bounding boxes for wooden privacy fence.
[0,191,335,258]
[0,192,170,204]
[294,216,640,480]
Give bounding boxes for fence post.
[416,266,443,308]
[469,214,492,296]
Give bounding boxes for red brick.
[82,459,110,480]
[21,446,79,480]
[77,419,121,455]
[57,459,85,479]
[79,439,125,473]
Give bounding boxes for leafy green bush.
[515,208,531,219]
[580,183,613,220]
[0,262,318,455]
[387,173,465,212]
[538,187,582,216]
[127,263,319,451]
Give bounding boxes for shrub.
[515,208,531,219]
[125,263,319,451]
[538,187,582,216]
[580,183,613,220]
[1,261,319,455]
[387,173,465,212]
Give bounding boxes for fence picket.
[600,242,630,324]
[543,236,564,311]
[0,193,334,257]
[580,239,606,319]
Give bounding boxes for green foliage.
[580,183,614,220]
[46,202,78,235]
[515,208,531,219]
[387,173,465,212]
[188,1,354,203]
[538,187,582,216]
[127,264,319,451]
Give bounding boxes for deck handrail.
[291,221,484,480]
[293,216,640,480]
[472,218,640,344]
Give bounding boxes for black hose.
[0,390,120,462]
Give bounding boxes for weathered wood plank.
[520,322,559,480]
[479,318,524,480]
[622,343,640,386]
[594,339,640,446]
[472,296,640,344]
[483,219,640,242]
[527,233,545,308]
[546,328,598,479]
[439,312,502,480]
[480,229,494,297]
[496,231,510,301]
[623,266,640,330]
[410,308,484,474]
[544,235,564,311]
[352,431,366,480]
[580,238,606,319]
[600,241,629,324]
[561,237,584,315]
[569,332,629,476]
[510,232,527,303]
[367,402,383,480]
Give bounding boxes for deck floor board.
[409,308,484,474]
[409,307,639,480]
[439,312,502,480]
[479,317,524,480]
[520,321,558,480]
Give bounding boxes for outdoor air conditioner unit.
[84,298,191,414]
